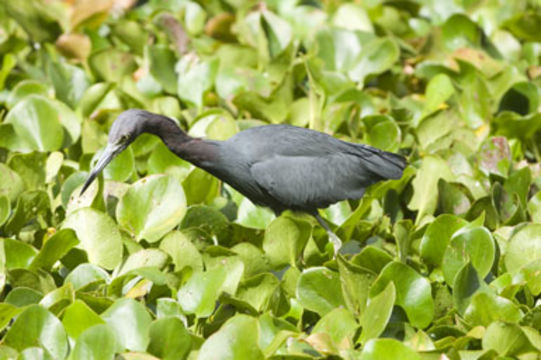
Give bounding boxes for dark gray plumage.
[82,109,406,253]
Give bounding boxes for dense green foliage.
[1,0,541,359]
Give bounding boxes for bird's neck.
[143,114,219,168]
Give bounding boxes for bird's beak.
[80,143,123,195]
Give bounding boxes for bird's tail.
[353,144,407,180]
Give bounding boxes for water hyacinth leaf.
[177,56,219,108]
[2,238,37,270]
[464,292,523,326]
[0,196,9,226]
[63,208,123,270]
[349,37,399,84]
[482,322,537,356]
[69,324,118,360]
[198,314,264,360]
[30,229,79,271]
[88,48,137,82]
[337,255,375,317]
[0,164,24,203]
[147,317,192,360]
[441,14,484,51]
[420,214,468,267]
[360,338,420,360]
[177,266,226,317]
[442,226,495,286]
[312,307,358,347]
[62,300,104,340]
[159,231,203,272]
[117,175,187,242]
[263,216,311,268]
[503,12,541,42]
[505,224,541,274]
[260,10,292,59]
[332,3,373,32]
[4,190,51,235]
[6,80,49,109]
[8,152,47,190]
[189,110,239,141]
[182,167,220,205]
[370,262,434,329]
[4,0,62,42]
[360,282,395,343]
[453,262,483,315]
[408,155,453,224]
[421,74,455,118]
[236,197,275,230]
[316,28,363,72]
[520,259,541,296]
[236,273,280,312]
[117,249,169,276]
[362,115,401,152]
[147,44,177,94]
[101,298,152,352]
[65,264,109,290]
[296,267,346,316]
[4,305,68,359]
[3,95,64,151]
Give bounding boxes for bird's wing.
[249,153,373,211]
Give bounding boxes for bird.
[81,109,406,254]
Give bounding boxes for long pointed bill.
[80,143,122,195]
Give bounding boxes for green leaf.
[421,74,455,118]
[159,231,203,272]
[360,282,395,343]
[260,11,292,59]
[362,115,401,152]
[88,48,137,82]
[6,80,49,109]
[464,292,523,326]
[296,267,346,316]
[177,56,218,108]
[503,12,541,42]
[69,324,119,360]
[198,314,264,360]
[236,273,280,312]
[236,197,275,230]
[337,255,375,317]
[147,44,178,94]
[0,163,24,203]
[332,3,373,32]
[147,317,192,360]
[505,224,541,273]
[408,155,453,224]
[2,238,37,270]
[312,307,358,345]
[63,208,123,270]
[117,175,187,243]
[65,264,109,290]
[177,266,226,317]
[348,37,399,84]
[263,216,311,268]
[101,298,152,352]
[482,322,537,356]
[3,95,64,151]
[4,305,68,359]
[370,262,434,328]
[420,214,468,267]
[30,229,79,271]
[360,338,420,360]
[442,226,495,286]
[62,300,104,340]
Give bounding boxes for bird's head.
[80,109,148,194]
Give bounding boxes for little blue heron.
[81,109,406,253]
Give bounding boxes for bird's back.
[215,124,406,213]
